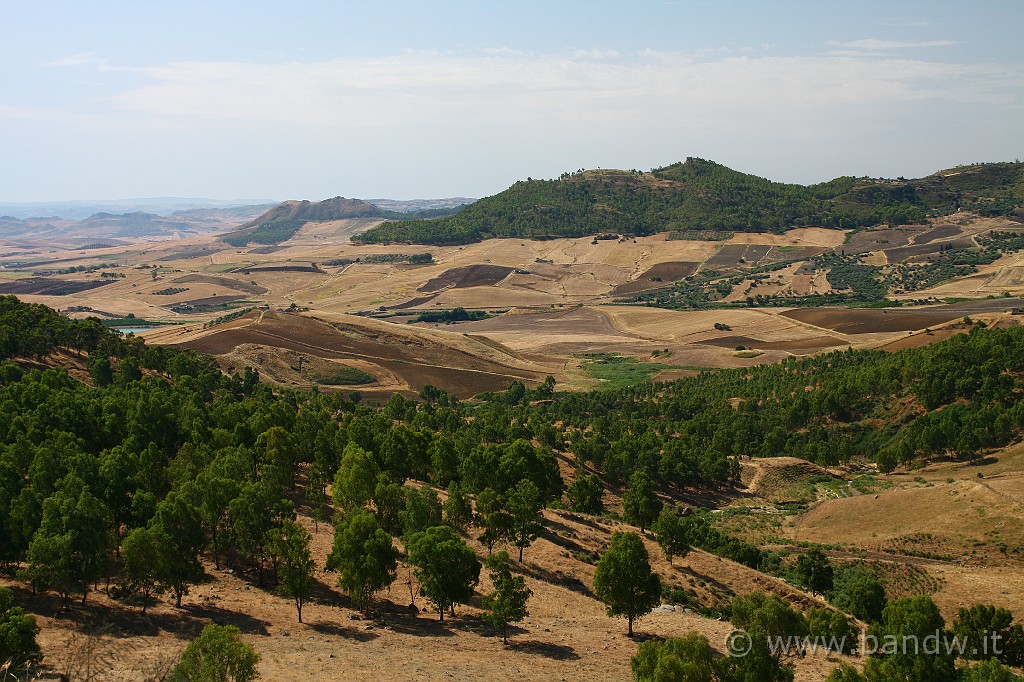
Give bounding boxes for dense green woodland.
[355,159,1024,245]
[3,296,1024,676]
[0,295,1021,563]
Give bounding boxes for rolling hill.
[353,159,1024,245]
[223,197,469,246]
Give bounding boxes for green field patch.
[310,365,377,386]
[576,353,671,389]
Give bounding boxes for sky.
[2,0,1022,202]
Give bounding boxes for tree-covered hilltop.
[223,196,467,246]
[354,159,1024,245]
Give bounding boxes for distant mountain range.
[222,197,471,247]
[0,205,276,244]
[353,159,1024,245]
[368,198,476,213]
[0,196,475,246]
[0,198,276,221]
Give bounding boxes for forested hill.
[223,196,466,246]
[1,294,1024,623]
[353,159,1024,245]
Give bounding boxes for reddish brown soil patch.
[699,335,847,351]
[877,328,965,351]
[418,264,515,293]
[237,263,324,273]
[166,295,248,310]
[782,307,964,334]
[913,223,962,244]
[841,226,924,255]
[651,368,704,381]
[705,244,771,270]
[610,261,698,295]
[759,246,827,265]
[178,311,545,397]
[248,245,286,255]
[0,278,113,295]
[941,297,1024,312]
[156,246,222,261]
[883,238,973,262]
[172,274,268,294]
[456,307,629,338]
[386,294,439,310]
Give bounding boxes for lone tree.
[652,508,690,566]
[631,632,718,681]
[476,488,513,555]
[953,604,1024,665]
[120,525,163,614]
[565,472,604,514]
[727,592,808,682]
[332,443,380,511]
[593,531,661,636]
[325,509,398,612]
[481,551,532,644]
[401,485,442,538]
[0,586,40,678]
[831,570,887,623]
[170,624,260,682]
[406,525,481,621]
[150,491,206,608]
[506,479,544,562]
[863,596,957,682]
[272,519,315,623]
[25,477,112,604]
[442,481,473,533]
[795,547,834,596]
[622,470,662,533]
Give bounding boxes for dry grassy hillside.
[14,442,1024,681]
[5,488,851,682]
[716,451,1024,635]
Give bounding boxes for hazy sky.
[2,0,1022,202]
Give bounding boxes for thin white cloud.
[40,52,108,68]
[828,39,956,50]
[98,49,1019,129]
[9,47,1021,198]
[482,47,527,57]
[571,49,623,59]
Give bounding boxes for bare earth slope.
[154,309,558,398]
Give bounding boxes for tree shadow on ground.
[177,603,272,638]
[517,563,594,599]
[679,564,736,599]
[548,509,607,532]
[540,528,593,557]
[378,612,457,638]
[508,639,581,661]
[307,619,379,642]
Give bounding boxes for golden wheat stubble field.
[7,215,1024,398]
[44,215,1019,391]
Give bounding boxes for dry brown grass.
[7,496,851,682]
